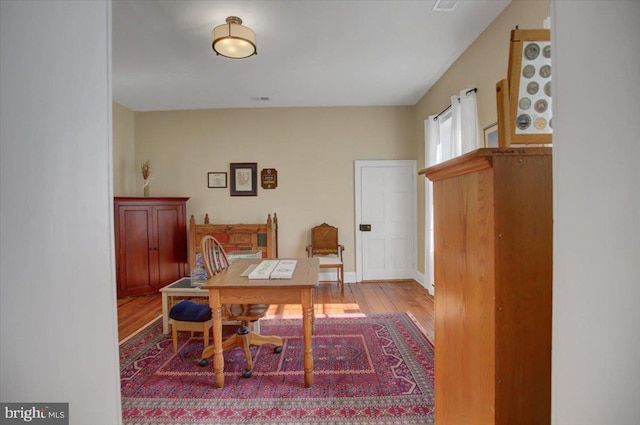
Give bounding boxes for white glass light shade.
[212,17,257,59]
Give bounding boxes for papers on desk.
[246,260,297,279]
[270,260,297,279]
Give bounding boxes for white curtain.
[449,88,482,158]
[423,88,481,294]
[426,114,440,167]
[449,93,463,158]
[458,88,482,154]
[426,88,480,167]
[424,118,438,294]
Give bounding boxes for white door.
[355,160,417,281]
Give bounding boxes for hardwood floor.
[117,280,434,342]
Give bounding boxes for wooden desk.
[201,258,319,388]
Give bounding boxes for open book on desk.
[269,260,297,279]
[245,259,297,279]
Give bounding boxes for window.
[427,88,480,167]
[436,109,453,165]
[423,88,481,293]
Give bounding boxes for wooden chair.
[169,233,221,357]
[200,235,283,378]
[169,299,212,354]
[306,223,345,295]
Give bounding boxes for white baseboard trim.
[320,270,432,291]
[414,270,434,295]
[318,270,432,293]
[318,270,357,283]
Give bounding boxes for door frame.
[354,159,418,282]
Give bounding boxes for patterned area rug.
[120,313,434,424]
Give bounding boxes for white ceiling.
[112,0,510,111]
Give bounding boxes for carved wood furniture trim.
[188,213,278,271]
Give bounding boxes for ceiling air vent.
[433,0,457,12]
[250,96,270,102]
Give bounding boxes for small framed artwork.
[483,122,499,147]
[207,172,227,188]
[230,162,258,196]
[261,168,278,189]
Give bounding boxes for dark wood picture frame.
[207,172,227,188]
[230,163,257,196]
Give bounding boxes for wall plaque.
[261,168,277,189]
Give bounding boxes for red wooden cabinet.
[114,197,189,298]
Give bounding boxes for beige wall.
[414,0,550,275]
[112,0,549,281]
[131,106,415,271]
[112,102,136,195]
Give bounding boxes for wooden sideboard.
[114,197,189,298]
[420,148,552,425]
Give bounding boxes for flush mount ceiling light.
[212,16,257,59]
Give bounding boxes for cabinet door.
[152,204,187,289]
[116,205,155,297]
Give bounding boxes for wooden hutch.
[420,148,552,425]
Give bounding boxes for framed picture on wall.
[261,168,278,189]
[230,163,257,196]
[483,122,499,147]
[207,172,227,188]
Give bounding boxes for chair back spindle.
[201,235,230,277]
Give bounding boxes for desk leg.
[161,292,169,334]
[302,289,314,387]
[209,290,225,388]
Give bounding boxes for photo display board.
[515,39,552,134]
[500,29,552,146]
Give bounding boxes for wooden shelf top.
[419,147,551,182]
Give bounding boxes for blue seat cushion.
[169,300,212,322]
